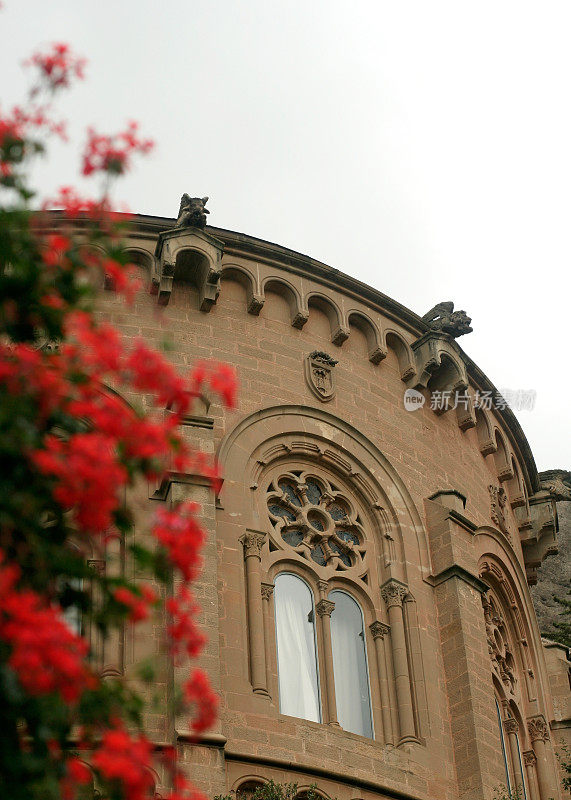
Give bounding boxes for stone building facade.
[64,203,570,800]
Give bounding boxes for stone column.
[527,716,557,800]
[261,582,275,699]
[381,579,416,742]
[369,621,394,746]
[315,598,339,726]
[503,717,524,794]
[523,750,541,800]
[239,532,268,696]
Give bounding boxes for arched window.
[496,699,512,794]
[274,573,321,722]
[329,590,373,738]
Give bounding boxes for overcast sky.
[2,1,570,471]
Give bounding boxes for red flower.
[0,556,95,702]
[25,43,86,91]
[81,122,153,178]
[92,723,155,800]
[153,504,205,582]
[183,670,219,733]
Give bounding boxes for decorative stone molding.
[482,594,517,695]
[239,532,266,559]
[489,484,510,537]
[247,294,265,315]
[523,750,537,767]
[527,715,549,743]
[422,301,473,338]
[503,717,519,735]
[331,325,350,346]
[369,621,390,640]
[304,351,338,402]
[260,582,274,600]
[315,599,335,618]
[291,310,309,329]
[381,579,408,609]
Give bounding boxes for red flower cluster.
[92,723,155,800]
[25,42,86,92]
[183,670,219,733]
[166,586,206,660]
[0,37,238,798]
[153,504,205,583]
[82,122,154,177]
[0,556,95,702]
[114,585,157,623]
[34,433,128,532]
[0,104,67,179]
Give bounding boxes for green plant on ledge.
[215,780,321,800]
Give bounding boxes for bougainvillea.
[0,38,236,800]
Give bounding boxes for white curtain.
[329,590,373,737]
[274,574,320,722]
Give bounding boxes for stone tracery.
[266,470,367,571]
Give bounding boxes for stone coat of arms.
[305,351,338,402]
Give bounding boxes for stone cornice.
[39,211,541,493]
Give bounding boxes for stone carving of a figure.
[174,195,209,229]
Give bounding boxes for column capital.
[381,579,408,609]
[316,599,335,618]
[369,620,391,640]
[317,579,329,596]
[527,715,549,743]
[523,750,537,767]
[239,531,266,559]
[503,717,519,735]
[261,582,274,600]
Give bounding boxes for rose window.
[266,471,366,570]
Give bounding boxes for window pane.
[274,574,320,722]
[329,590,373,738]
[495,700,512,793]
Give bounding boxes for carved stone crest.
[422,301,473,338]
[489,484,509,536]
[173,194,209,229]
[304,351,338,402]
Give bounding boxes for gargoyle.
[174,194,209,229]
[422,301,473,338]
[539,469,571,502]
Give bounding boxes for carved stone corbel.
[527,715,549,743]
[408,331,470,415]
[154,220,224,311]
[331,325,350,346]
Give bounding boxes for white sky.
[2,1,570,472]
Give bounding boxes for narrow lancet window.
[274,573,320,722]
[329,590,373,737]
